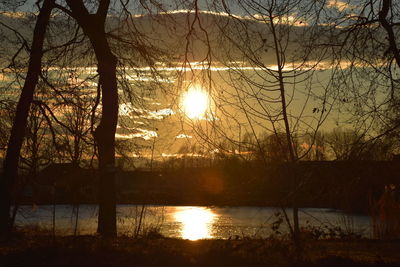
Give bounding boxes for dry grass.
[1,233,400,266]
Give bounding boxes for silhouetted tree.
[0,0,54,237]
[326,0,400,146]
[203,0,334,251]
[54,0,119,237]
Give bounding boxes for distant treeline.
[14,160,400,213]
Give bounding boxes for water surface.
[15,205,371,240]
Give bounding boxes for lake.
[15,205,371,240]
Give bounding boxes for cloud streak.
[115,128,157,140]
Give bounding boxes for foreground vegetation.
[1,232,400,267]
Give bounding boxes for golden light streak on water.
[173,207,216,240]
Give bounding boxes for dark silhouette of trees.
[326,0,400,144]
[201,0,334,250]
[1,0,398,243]
[0,0,54,237]
[324,128,396,160]
[56,0,119,237]
[0,0,175,238]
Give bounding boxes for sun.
[181,85,210,119]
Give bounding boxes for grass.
[1,231,400,267]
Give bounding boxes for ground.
[1,234,400,266]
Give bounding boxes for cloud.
[125,75,174,84]
[119,103,174,120]
[0,73,11,82]
[0,11,31,19]
[131,9,308,27]
[176,133,192,139]
[253,13,308,26]
[161,152,204,158]
[147,108,175,119]
[115,128,157,140]
[327,0,351,12]
[118,103,144,117]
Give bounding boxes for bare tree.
[0,0,54,236]
[194,0,336,250]
[325,0,400,145]
[56,0,175,237]
[0,0,179,238]
[50,0,119,237]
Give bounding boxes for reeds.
[371,185,400,239]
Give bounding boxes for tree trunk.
[65,0,118,237]
[0,0,54,237]
[379,0,400,68]
[94,55,118,237]
[269,14,301,253]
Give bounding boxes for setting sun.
[181,85,210,119]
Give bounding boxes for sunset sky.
[0,0,395,164]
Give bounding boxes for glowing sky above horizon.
[0,0,396,164]
[181,85,211,120]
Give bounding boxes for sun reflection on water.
[173,207,216,240]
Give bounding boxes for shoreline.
[14,202,370,216]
